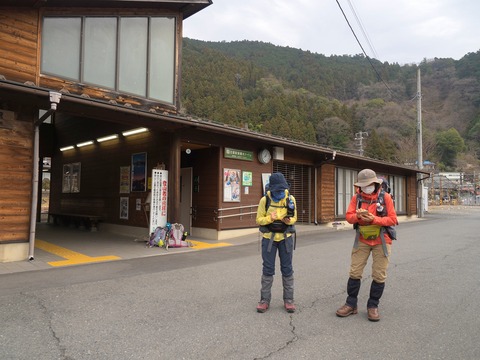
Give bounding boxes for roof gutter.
[0,79,334,156]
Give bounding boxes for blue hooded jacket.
[269,173,289,202]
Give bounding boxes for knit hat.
[354,169,383,187]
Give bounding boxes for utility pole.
[355,131,368,156]
[417,68,424,217]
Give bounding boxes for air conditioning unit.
[273,146,284,160]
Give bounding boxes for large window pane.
[119,17,148,96]
[336,168,345,216]
[394,176,406,213]
[42,15,177,104]
[336,168,357,217]
[84,17,117,89]
[42,18,81,80]
[149,17,175,103]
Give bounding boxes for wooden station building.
[0,0,426,262]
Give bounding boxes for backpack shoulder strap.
[356,193,362,209]
[378,189,385,205]
[264,194,270,212]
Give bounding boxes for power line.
[346,0,378,60]
[335,0,397,97]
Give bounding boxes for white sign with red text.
[149,169,168,234]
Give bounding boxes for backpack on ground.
[148,226,168,248]
[167,223,192,248]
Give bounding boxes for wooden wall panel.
[318,163,336,223]
[217,152,269,230]
[0,119,33,243]
[0,9,38,84]
[407,175,417,216]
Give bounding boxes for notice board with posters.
[149,169,168,234]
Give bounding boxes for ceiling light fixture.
[122,127,148,136]
[97,134,119,142]
[76,140,94,147]
[60,145,74,152]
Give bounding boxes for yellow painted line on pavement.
[188,240,233,250]
[35,239,121,267]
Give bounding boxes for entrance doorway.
[180,167,193,234]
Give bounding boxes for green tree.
[435,128,465,168]
[42,178,50,191]
[364,129,397,161]
[316,117,351,150]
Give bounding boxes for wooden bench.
[49,213,102,232]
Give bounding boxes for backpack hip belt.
[260,225,296,253]
[354,226,389,257]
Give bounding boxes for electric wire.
[335,0,397,97]
[346,0,379,60]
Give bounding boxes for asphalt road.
[1,206,480,360]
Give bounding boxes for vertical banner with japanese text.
[149,169,168,234]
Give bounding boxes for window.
[84,17,117,88]
[336,168,357,217]
[392,175,406,213]
[41,16,176,104]
[336,169,406,217]
[42,17,81,80]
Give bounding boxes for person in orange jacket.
[336,169,398,321]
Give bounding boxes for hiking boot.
[256,300,269,313]
[284,301,296,313]
[336,304,358,317]
[367,307,380,322]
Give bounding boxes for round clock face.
[258,149,271,164]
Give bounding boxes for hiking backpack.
[355,186,397,240]
[148,226,168,247]
[167,223,191,248]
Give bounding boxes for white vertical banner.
[149,169,168,234]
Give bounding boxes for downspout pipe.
[314,167,318,225]
[28,92,61,261]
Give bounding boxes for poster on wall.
[62,162,81,193]
[242,171,253,186]
[131,152,147,192]
[119,166,130,193]
[149,169,168,234]
[120,197,129,219]
[262,173,271,195]
[223,168,241,202]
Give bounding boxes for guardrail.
[191,205,259,223]
[215,204,258,222]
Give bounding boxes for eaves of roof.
[0,0,212,19]
[0,78,429,176]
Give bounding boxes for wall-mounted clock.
[258,149,272,164]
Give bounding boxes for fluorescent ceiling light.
[60,145,74,152]
[77,140,94,147]
[97,134,118,142]
[122,127,148,136]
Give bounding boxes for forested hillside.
[181,38,480,171]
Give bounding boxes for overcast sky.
[183,0,480,65]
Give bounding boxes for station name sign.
[224,147,253,161]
